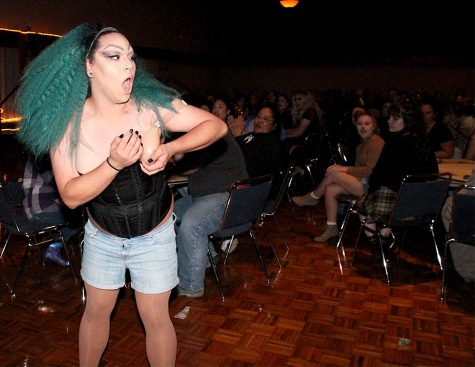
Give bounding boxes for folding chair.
[299,132,325,186]
[335,194,361,250]
[440,185,475,303]
[351,174,451,285]
[207,175,274,300]
[0,171,77,299]
[257,164,298,257]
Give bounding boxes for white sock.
[310,192,320,200]
[327,221,337,226]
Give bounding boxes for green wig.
[15,23,180,158]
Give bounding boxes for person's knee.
[325,184,340,198]
[83,302,113,321]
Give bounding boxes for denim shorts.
[81,214,179,294]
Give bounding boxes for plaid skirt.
[363,186,397,223]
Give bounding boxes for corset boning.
[87,163,172,239]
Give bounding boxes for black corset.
[87,163,172,238]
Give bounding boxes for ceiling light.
[280,0,299,8]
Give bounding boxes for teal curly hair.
[15,23,180,158]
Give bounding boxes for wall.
[216,63,473,97]
[1,0,472,98]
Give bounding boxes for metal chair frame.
[440,185,475,303]
[207,175,276,301]
[351,174,451,285]
[0,172,77,299]
[300,132,325,186]
[257,164,298,257]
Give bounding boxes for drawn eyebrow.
[102,44,125,51]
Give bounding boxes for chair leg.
[336,201,355,249]
[249,230,271,282]
[272,214,290,255]
[305,163,316,186]
[10,244,32,300]
[377,234,391,285]
[351,221,365,266]
[207,247,225,301]
[260,224,282,268]
[223,235,236,266]
[60,236,78,282]
[0,230,11,259]
[440,239,452,303]
[429,222,443,270]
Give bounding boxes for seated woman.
[228,104,282,180]
[362,99,438,256]
[283,90,323,160]
[292,113,385,242]
[420,99,454,159]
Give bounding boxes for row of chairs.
[2,166,472,303]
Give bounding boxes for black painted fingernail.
[147,158,153,163]
[140,143,143,146]
[129,128,133,133]
[135,130,139,135]
[119,134,124,138]
[139,135,142,139]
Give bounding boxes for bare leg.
[324,184,349,223]
[135,290,176,367]
[314,172,364,199]
[79,284,119,367]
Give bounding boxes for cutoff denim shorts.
[81,214,179,294]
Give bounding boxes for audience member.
[284,90,323,156]
[292,113,384,242]
[340,106,366,165]
[441,171,475,282]
[275,93,293,141]
[229,104,282,179]
[22,155,81,266]
[174,132,248,298]
[420,99,454,158]
[362,99,438,257]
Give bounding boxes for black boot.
[367,235,382,262]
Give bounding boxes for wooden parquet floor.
[0,135,474,366]
[0,202,474,367]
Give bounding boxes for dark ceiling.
[210,0,474,65]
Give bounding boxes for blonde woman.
[293,113,384,242]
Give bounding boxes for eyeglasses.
[256,114,274,122]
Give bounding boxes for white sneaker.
[221,238,238,253]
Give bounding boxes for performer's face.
[86,32,136,104]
